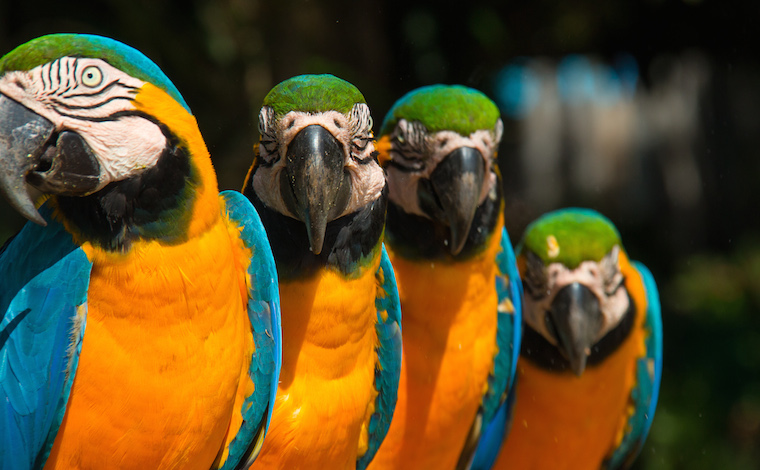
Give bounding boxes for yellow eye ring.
[81,66,103,87]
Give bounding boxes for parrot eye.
[493,118,504,146]
[260,139,278,157]
[604,274,625,296]
[387,119,427,171]
[523,251,548,300]
[352,135,372,153]
[600,245,623,296]
[81,66,103,87]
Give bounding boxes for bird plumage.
[368,85,522,470]
[0,34,280,470]
[493,208,662,470]
[242,74,402,470]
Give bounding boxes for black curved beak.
[0,93,55,225]
[280,124,350,254]
[418,146,485,255]
[547,282,603,376]
[0,93,101,226]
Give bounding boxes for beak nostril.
[31,131,59,174]
[34,159,52,173]
[34,151,54,173]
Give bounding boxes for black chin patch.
[384,172,501,261]
[54,130,192,252]
[521,292,637,373]
[244,180,387,280]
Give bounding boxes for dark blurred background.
[1,1,758,468]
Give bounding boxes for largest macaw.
[0,34,281,470]
[493,208,662,469]
[242,74,402,470]
[367,85,522,470]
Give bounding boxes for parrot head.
[517,208,633,376]
[0,34,211,250]
[378,85,503,256]
[244,74,384,256]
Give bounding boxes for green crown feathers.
[0,33,190,112]
[518,208,623,269]
[263,74,366,117]
[380,84,500,137]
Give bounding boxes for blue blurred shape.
[493,58,540,119]
[614,52,640,97]
[557,54,595,104]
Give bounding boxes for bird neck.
[521,251,647,374]
[52,83,221,252]
[521,293,636,374]
[243,177,387,280]
[384,178,502,261]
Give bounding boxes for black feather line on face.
[520,291,637,373]
[51,94,133,111]
[61,79,137,99]
[353,150,378,165]
[44,62,53,91]
[54,123,192,252]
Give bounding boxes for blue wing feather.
[217,191,282,470]
[605,261,662,470]
[356,243,402,470]
[0,203,90,470]
[469,227,523,470]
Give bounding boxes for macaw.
[366,85,522,470]
[493,208,662,469]
[0,34,281,470]
[241,74,402,470]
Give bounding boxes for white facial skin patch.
[253,104,385,221]
[0,57,167,192]
[384,118,503,218]
[522,246,630,347]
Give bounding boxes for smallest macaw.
[493,208,662,470]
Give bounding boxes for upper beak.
[0,93,56,225]
[280,124,350,254]
[547,282,603,376]
[0,93,101,226]
[418,146,485,255]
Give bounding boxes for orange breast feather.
[44,215,253,470]
[493,257,647,470]
[368,225,503,470]
[251,253,381,470]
